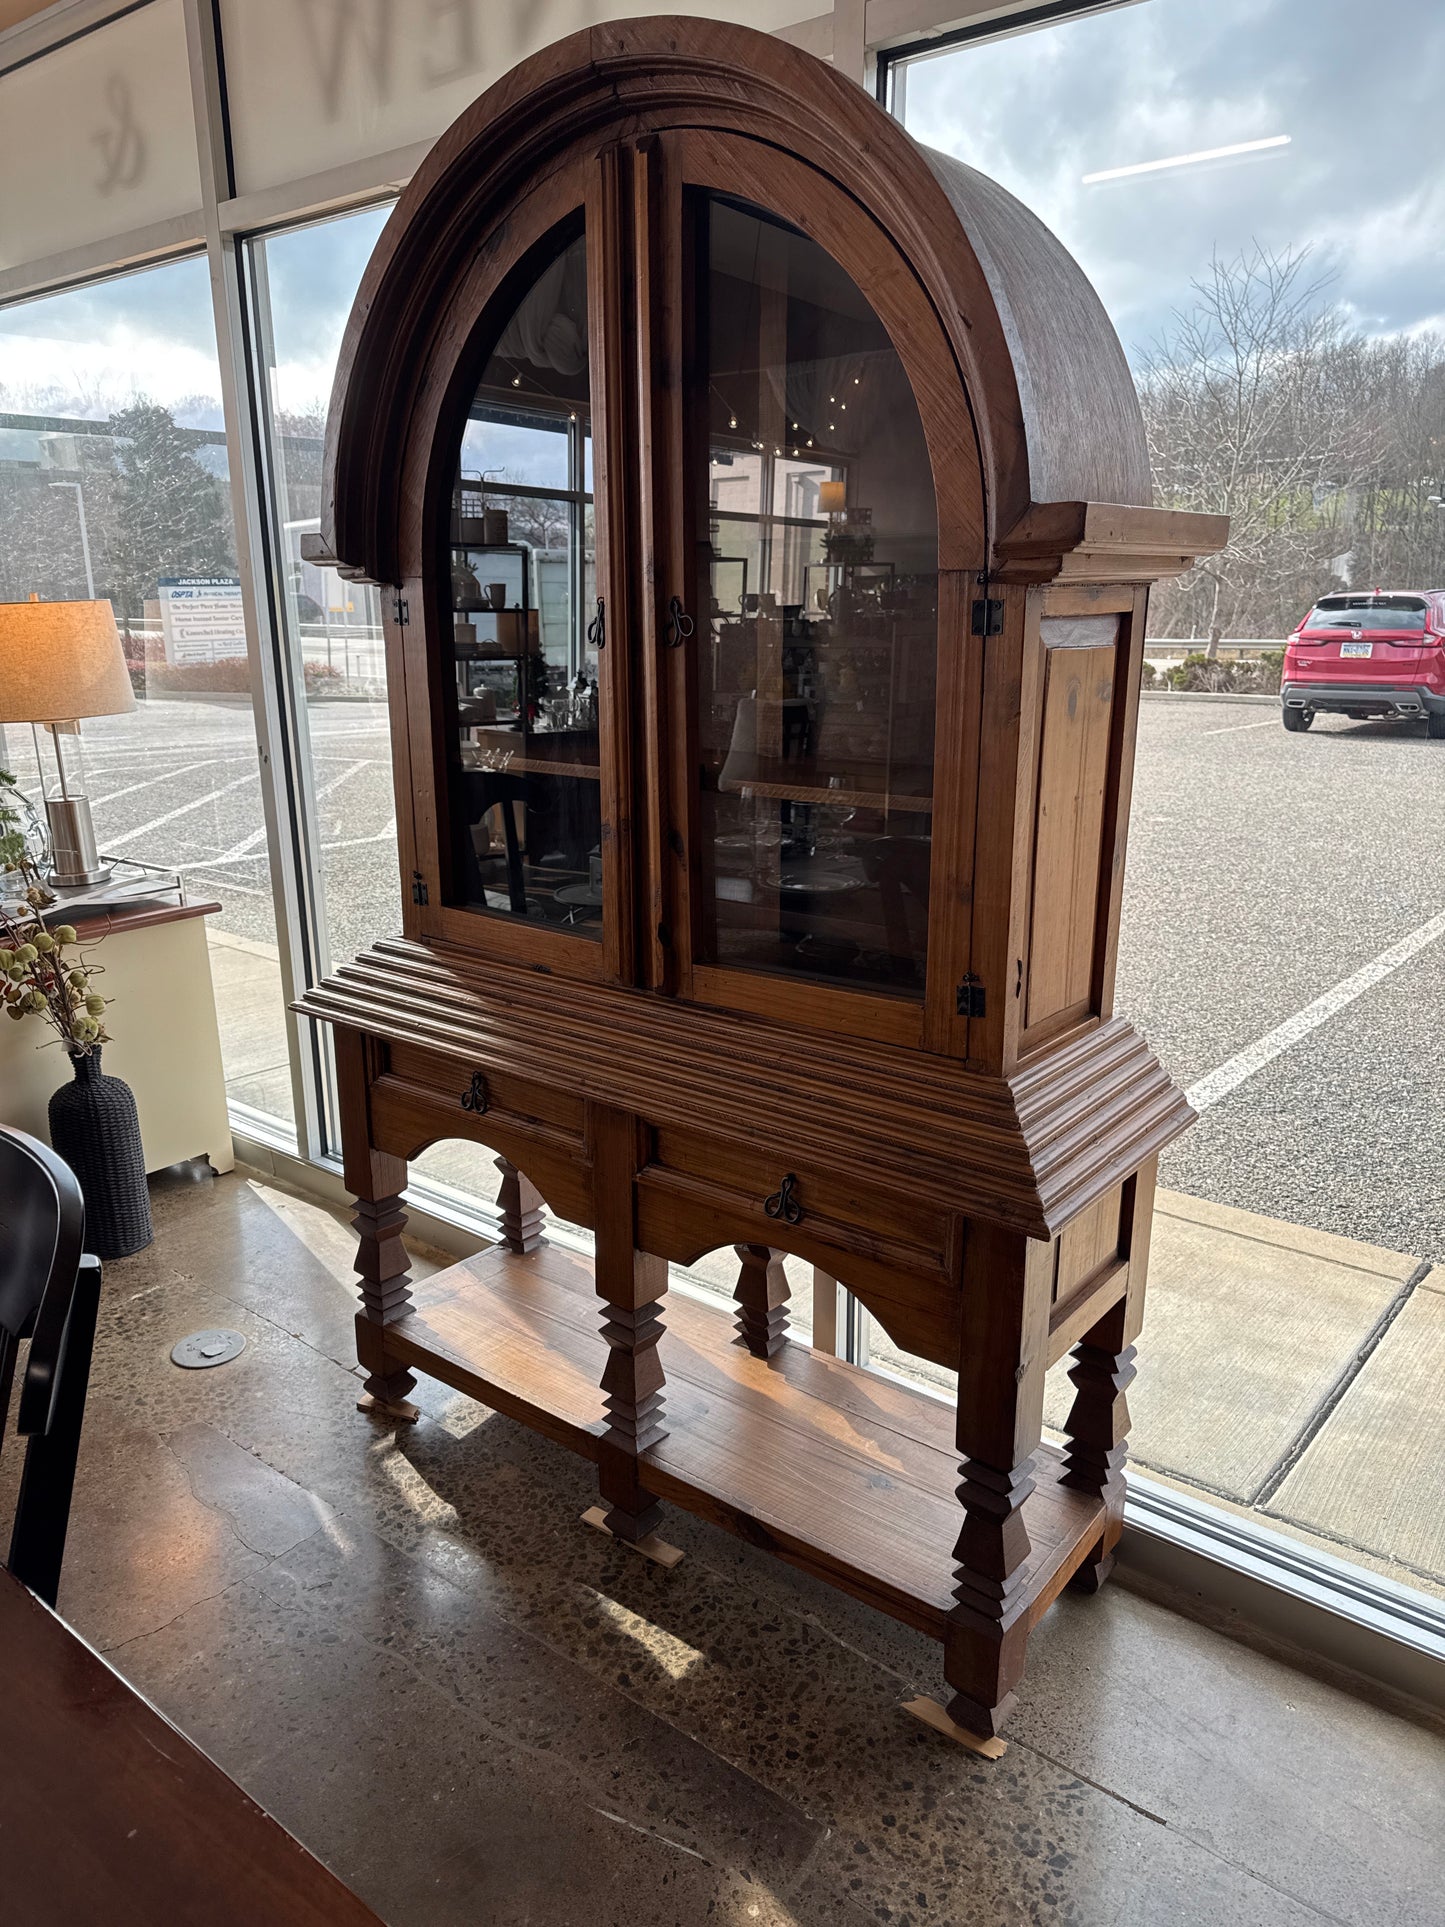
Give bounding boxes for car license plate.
[1341,639,1372,657]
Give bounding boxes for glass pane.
[694,196,938,998]
[0,256,295,1128]
[894,1,1445,1609]
[253,203,393,977]
[447,229,601,937]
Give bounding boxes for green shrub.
[141,658,346,696]
[1161,649,1282,695]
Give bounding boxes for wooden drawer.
[384,1040,585,1135]
[638,1123,961,1361]
[370,1039,591,1225]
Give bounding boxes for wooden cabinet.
[298,18,1226,1746]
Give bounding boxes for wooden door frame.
[641,128,988,1054]
[390,149,641,990]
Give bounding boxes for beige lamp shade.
[0,595,136,723]
[818,480,847,513]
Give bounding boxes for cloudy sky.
[903,0,1445,360]
[1,0,1443,427]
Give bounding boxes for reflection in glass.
[254,203,393,985]
[0,253,297,1124]
[448,230,601,935]
[695,196,938,997]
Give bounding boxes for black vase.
[48,1048,153,1260]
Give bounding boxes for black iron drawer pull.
[664,595,695,648]
[587,597,605,650]
[460,1071,489,1114]
[763,1173,802,1225]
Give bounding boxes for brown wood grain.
[383,1243,1101,1641]
[1023,638,1117,1033]
[305,16,1230,1743]
[1092,588,1152,1022]
[301,941,1189,1240]
[60,899,221,940]
[0,1570,382,1926]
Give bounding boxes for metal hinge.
[971,598,1004,636]
[394,592,409,626]
[956,974,986,1018]
[411,870,429,906]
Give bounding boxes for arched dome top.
[319,16,1152,588]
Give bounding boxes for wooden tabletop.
[65,897,224,941]
[0,1569,383,1925]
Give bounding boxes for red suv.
[1281,591,1445,736]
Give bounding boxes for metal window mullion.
[181,0,327,1160]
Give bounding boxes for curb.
[1141,690,1280,706]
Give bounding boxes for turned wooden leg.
[732,1243,790,1358]
[1061,1342,1137,1591]
[495,1155,545,1252]
[598,1294,668,1541]
[335,1029,418,1422]
[1063,1158,1155,1592]
[943,1225,1052,1739]
[947,1457,1037,1738]
[590,1103,669,1544]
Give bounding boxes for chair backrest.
[0,1126,84,1334]
[0,1126,86,1435]
[0,1125,99,1607]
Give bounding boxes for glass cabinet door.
[443,225,603,938]
[691,194,939,999]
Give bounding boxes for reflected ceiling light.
[1083,134,1290,185]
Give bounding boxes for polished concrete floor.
[16,1167,1445,1926]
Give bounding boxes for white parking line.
[91,759,222,807]
[1200,719,1276,737]
[102,770,260,853]
[321,819,397,851]
[1186,905,1445,1112]
[202,758,371,866]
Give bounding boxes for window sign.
[158,577,248,663]
[0,0,202,273]
[218,0,825,195]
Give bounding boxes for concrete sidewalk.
[1087,1191,1442,1600]
[870,1189,1444,1606]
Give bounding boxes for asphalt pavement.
[1124,695,1445,1260]
[7,689,1442,1259]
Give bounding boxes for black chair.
[0,1124,102,1608]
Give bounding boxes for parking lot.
[7,687,1444,1257]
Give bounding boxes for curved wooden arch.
[321,16,1149,587]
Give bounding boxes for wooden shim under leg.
[356,1389,419,1423]
[901,1696,1008,1760]
[580,1505,685,1570]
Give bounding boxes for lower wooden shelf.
[389,1243,1105,1641]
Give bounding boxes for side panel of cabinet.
[1022,624,1118,1035]
[1014,586,1149,1056]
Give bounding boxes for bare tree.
[1141,245,1382,653]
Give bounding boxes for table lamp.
[0,593,135,886]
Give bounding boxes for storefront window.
[249,204,501,1205]
[889,0,1445,1605]
[0,256,295,1124]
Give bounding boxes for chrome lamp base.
[45,795,115,888]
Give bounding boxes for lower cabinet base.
[373,1239,1110,1738]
